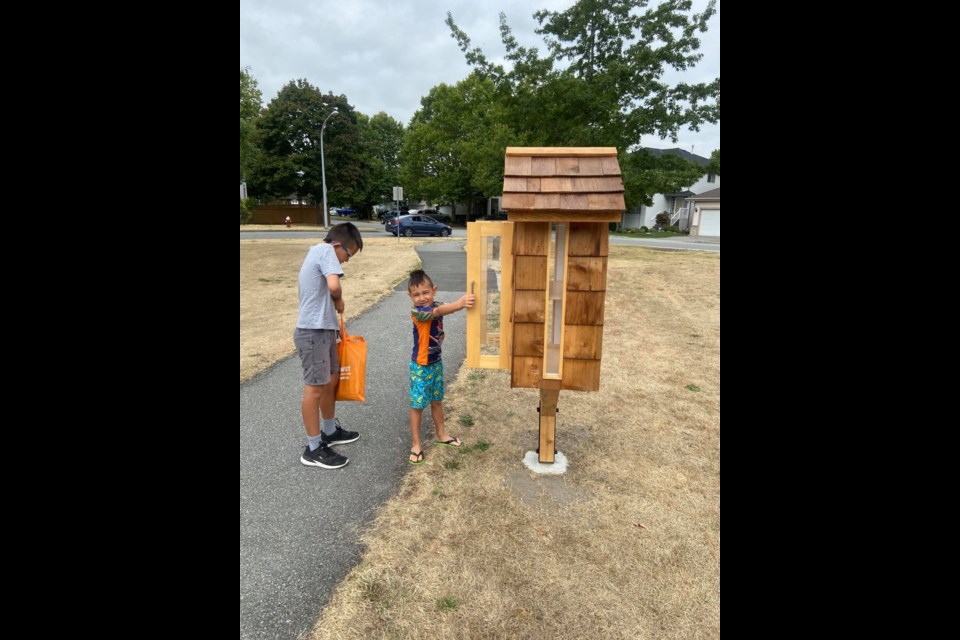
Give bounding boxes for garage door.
[699,209,720,236]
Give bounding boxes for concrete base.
[522,451,568,475]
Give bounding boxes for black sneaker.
[300,444,348,469]
[321,420,360,446]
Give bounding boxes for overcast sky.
[240,0,719,158]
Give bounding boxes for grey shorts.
[293,328,340,386]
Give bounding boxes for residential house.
[451,196,502,222]
[686,187,720,237]
[622,148,719,231]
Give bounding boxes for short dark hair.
[324,222,363,253]
[408,269,433,290]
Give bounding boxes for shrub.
[240,198,255,224]
[655,212,670,226]
[639,225,649,233]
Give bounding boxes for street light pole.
[320,107,339,228]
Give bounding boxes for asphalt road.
[240,243,469,640]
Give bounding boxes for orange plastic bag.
[336,315,367,402]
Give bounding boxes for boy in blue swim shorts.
[406,269,475,464]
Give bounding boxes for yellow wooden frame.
[466,221,514,369]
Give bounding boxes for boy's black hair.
[408,269,433,290]
[324,222,363,252]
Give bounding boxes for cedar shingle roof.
[501,147,625,213]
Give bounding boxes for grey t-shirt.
[296,242,344,330]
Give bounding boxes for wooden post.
[538,378,562,463]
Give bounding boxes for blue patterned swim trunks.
[409,360,445,408]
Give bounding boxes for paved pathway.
[240,243,468,640]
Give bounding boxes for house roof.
[687,187,721,200]
[501,147,625,215]
[646,147,710,166]
[664,190,696,198]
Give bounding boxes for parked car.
[405,208,453,223]
[385,214,452,237]
[481,210,508,220]
[379,207,403,222]
[334,207,358,217]
[423,208,454,222]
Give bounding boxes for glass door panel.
[543,222,567,377]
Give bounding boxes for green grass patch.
[472,440,491,452]
[685,383,701,392]
[460,439,492,454]
[436,597,460,611]
[359,578,388,604]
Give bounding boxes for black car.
[378,207,404,221]
[414,208,453,223]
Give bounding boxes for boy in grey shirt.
[293,222,363,469]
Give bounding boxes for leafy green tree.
[401,73,512,216]
[532,0,719,145]
[621,148,705,208]
[247,80,362,224]
[356,112,405,217]
[240,68,262,182]
[706,148,720,175]
[445,0,719,209]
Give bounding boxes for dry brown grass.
[305,246,721,640]
[240,236,456,382]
